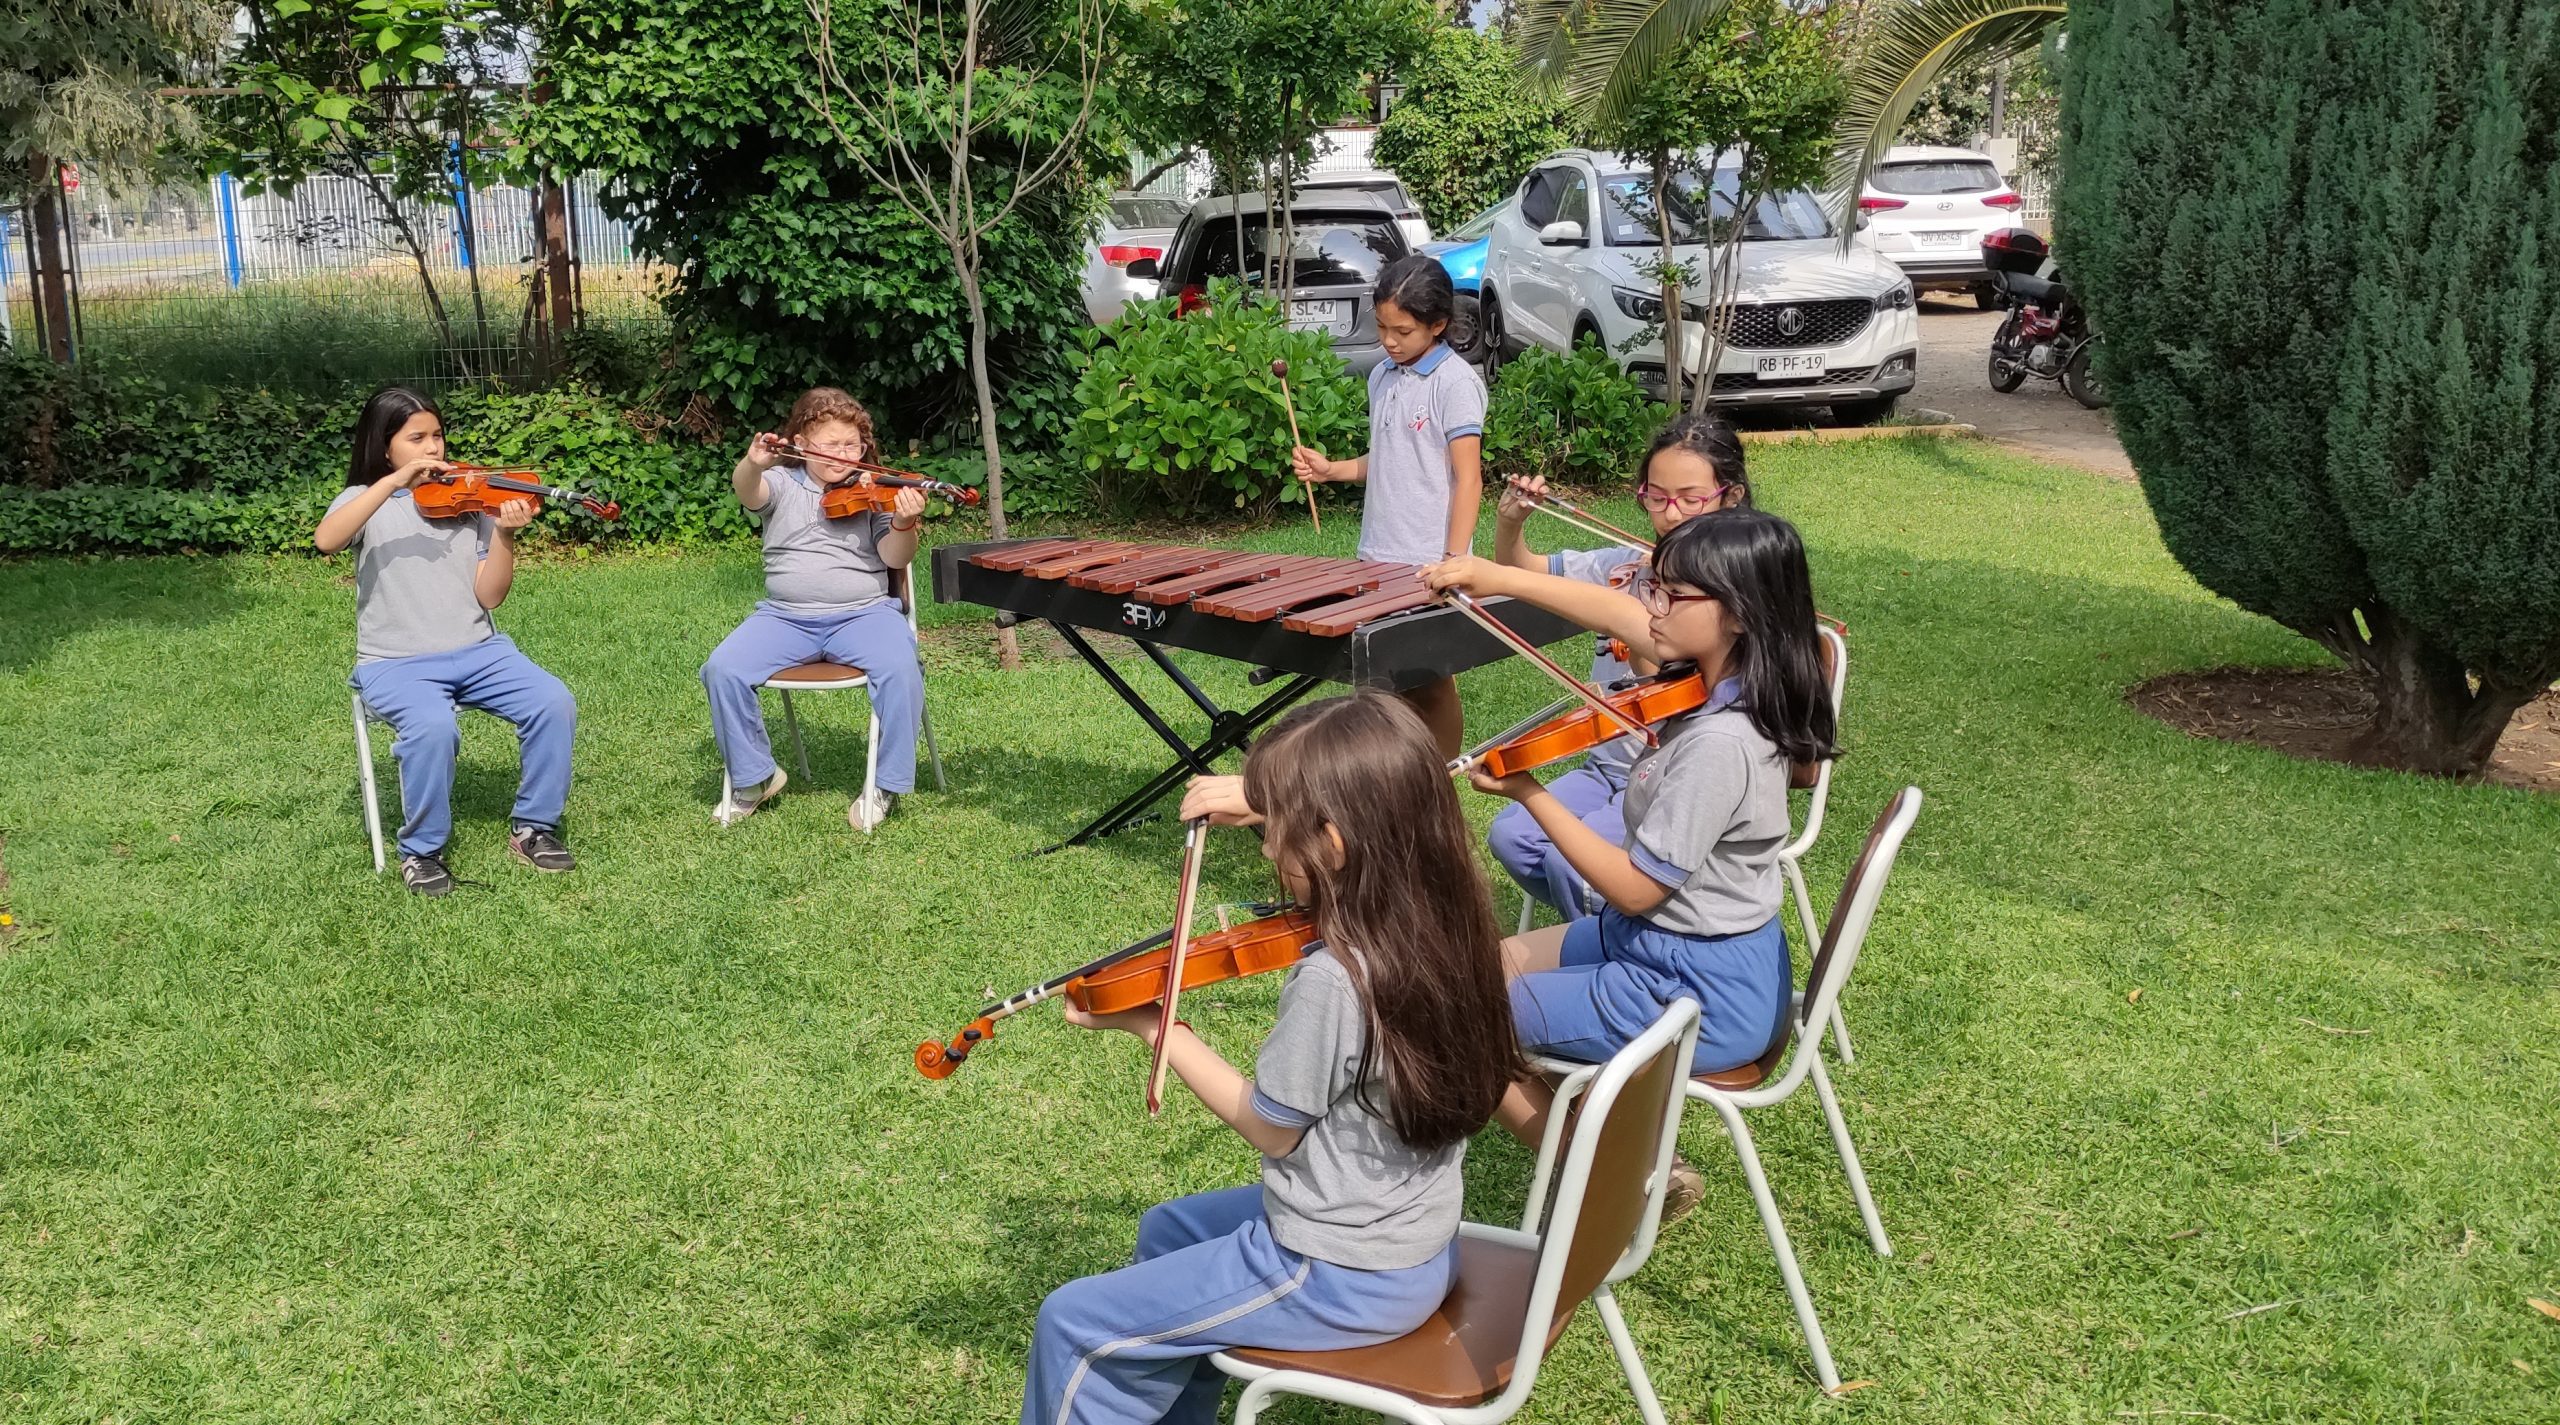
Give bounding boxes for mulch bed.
[2129,667,2560,795]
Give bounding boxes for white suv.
[1482,150,1919,422]
[1858,144,2026,305]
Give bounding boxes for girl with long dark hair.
[1022,693,1521,1425]
[314,386,580,897]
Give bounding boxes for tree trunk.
[27,154,75,364]
[958,258,1023,671]
[1652,148,1681,404]
[2349,606,2537,776]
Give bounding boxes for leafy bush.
[1372,27,1580,235]
[1482,345,1669,485]
[1065,285,1366,518]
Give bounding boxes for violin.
[413,464,620,521]
[1454,669,1709,780]
[914,905,1319,1079]
[758,436,984,518]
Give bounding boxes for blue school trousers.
[1486,766,1626,921]
[350,634,576,857]
[1022,1185,1455,1425]
[1510,909,1791,1075]
[700,601,921,794]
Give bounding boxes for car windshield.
[1601,169,1832,245]
[1109,196,1188,229]
[1187,216,1403,288]
[1449,203,1505,242]
[1869,160,2004,196]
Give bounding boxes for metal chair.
[718,568,946,826]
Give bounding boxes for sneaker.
[399,851,455,898]
[1660,1156,1707,1227]
[508,824,576,872]
[712,768,787,827]
[847,788,899,833]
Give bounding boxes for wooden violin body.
[914,907,1317,1079]
[414,465,620,521]
[1464,671,1708,780]
[760,436,983,516]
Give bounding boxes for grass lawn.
[2,437,2555,1423]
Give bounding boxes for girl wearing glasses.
[1480,415,1749,921]
[1424,511,1835,1214]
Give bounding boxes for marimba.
[932,538,1583,851]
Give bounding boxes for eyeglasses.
[1638,582,1719,616]
[1635,484,1731,514]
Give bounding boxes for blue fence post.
[449,142,475,270]
[214,172,244,286]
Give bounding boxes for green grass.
[2,436,2555,1423]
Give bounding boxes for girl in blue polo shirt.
[1290,255,1486,756]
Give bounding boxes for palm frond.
[1515,0,1744,123]
[1825,0,2068,239]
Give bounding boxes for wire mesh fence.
[3,162,668,395]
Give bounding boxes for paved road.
[1909,296,2134,479]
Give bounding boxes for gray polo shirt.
[1619,680,1791,937]
[1359,344,1487,564]
[1548,544,1648,789]
[751,466,896,615]
[325,484,496,663]
[1249,948,1465,1270]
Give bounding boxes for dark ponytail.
[1651,509,1836,765]
[1371,254,1455,330]
[347,386,440,487]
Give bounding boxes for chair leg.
[353,694,385,875]
[1711,1098,1842,1391]
[1808,1052,1891,1257]
[1594,1286,1671,1425]
[1517,892,1536,935]
[1829,1003,1858,1065]
[921,702,947,792]
[859,701,882,831]
[779,689,813,781]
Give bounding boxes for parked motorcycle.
[1981,228,2107,410]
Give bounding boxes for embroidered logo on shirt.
[1410,411,1430,433]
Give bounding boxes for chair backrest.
[892,564,921,633]
[1495,999,1702,1408]
[1796,786,1921,1045]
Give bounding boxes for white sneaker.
[847,787,898,832]
[712,768,786,827]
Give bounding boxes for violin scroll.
[915,1016,997,1079]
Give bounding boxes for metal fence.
[3,164,665,394]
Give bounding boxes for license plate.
[1754,353,1827,378]
[1286,299,1344,331]
[1917,229,1969,248]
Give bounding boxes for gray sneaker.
[508,824,576,872]
[712,767,787,827]
[399,851,455,898]
[847,788,899,833]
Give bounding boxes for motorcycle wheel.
[1987,332,2028,393]
[2064,342,2109,409]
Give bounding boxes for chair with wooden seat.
[1209,997,1703,1425]
[717,567,947,824]
[1519,785,1921,1393]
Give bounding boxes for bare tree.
[807,0,1114,671]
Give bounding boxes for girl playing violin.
[1427,511,1836,1216]
[314,386,581,897]
[1485,414,1750,921]
[1023,694,1520,1425]
[702,387,925,832]
[1289,256,1486,758]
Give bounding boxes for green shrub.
[1064,285,1367,518]
[1483,344,1670,485]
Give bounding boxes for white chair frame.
[717,568,947,826]
[1517,624,1859,1062]
[1210,999,1704,1425]
[1518,786,1922,1393]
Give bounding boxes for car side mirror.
[1125,257,1160,280]
[1537,219,1586,247]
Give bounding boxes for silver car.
[1082,193,1189,324]
[1134,190,1413,375]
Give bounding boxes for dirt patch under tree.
[2130,667,2560,795]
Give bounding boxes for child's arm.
[1443,434,1483,558]
[1292,447,1367,484]
[474,499,536,609]
[1178,775,1262,827]
[1059,1009,1305,1157]
[313,456,445,554]
[876,486,925,569]
[1472,769,1675,916]
[1493,476,1548,572]
[732,433,781,510]
[1421,555,1656,656]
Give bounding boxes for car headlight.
[1873,283,1914,312]
[1611,286,1664,322]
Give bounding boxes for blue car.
[1422,199,1506,367]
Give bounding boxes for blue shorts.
[1510,909,1791,1074]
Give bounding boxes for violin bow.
[1447,692,1585,777]
[1439,589,1655,748]
[1505,476,1653,550]
[1147,817,1211,1116]
[760,436,983,505]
